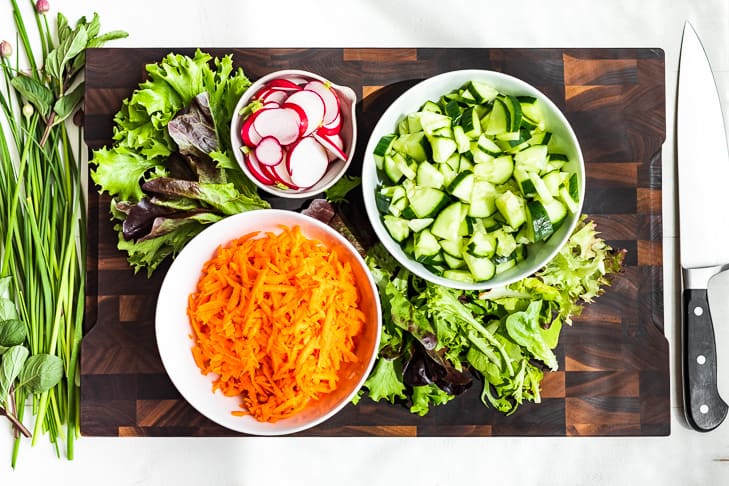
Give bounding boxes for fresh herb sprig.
[0,0,126,466]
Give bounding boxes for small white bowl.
[231,70,357,199]
[155,209,381,435]
[362,69,585,291]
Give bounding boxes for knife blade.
[678,21,729,432]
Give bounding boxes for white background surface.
[2,0,729,484]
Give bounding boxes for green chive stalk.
[0,0,126,466]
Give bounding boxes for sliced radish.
[282,75,309,86]
[286,137,329,188]
[317,111,342,136]
[272,160,301,190]
[264,78,303,91]
[258,88,289,105]
[255,136,284,166]
[245,152,275,185]
[313,130,347,161]
[252,107,300,145]
[284,90,325,136]
[303,80,341,125]
[240,111,264,147]
[282,102,308,137]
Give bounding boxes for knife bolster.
[682,264,729,290]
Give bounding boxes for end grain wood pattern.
[82,48,668,437]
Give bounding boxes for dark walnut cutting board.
[82,47,668,437]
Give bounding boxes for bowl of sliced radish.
[231,70,357,198]
[362,69,585,291]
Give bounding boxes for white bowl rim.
[155,209,382,435]
[361,69,586,291]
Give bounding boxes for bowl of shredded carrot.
[155,209,381,435]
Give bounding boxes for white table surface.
[2,0,729,484]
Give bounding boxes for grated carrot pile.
[186,225,365,422]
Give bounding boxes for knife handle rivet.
[697,355,707,365]
[700,404,709,414]
[693,306,704,317]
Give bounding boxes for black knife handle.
[683,288,728,431]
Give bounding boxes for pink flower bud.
[35,0,49,14]
[0,40,11,58]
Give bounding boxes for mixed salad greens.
[90,50,269,276]
[358,216,624,415]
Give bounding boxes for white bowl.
[155,209,381,435]
[230,69,357,199]
[362,69,585,291]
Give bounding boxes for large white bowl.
[362,69,585,290]
[155,209,381,435]
[230,69,358,199]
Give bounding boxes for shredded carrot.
[186,225,366,422]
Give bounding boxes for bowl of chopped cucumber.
[362,69,585,290]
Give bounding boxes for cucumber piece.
[418,111,451,134]
[448,170,475,202]
[514,167,536,197]
[484,97,509,135]
[493,229,517,258]
[429,135,458,163]
[525,199,554,242]
[444,99,463,120]
[453,125,471,154]
[542,170,566,197]
[495,190,526,229]
[373,133,396,170]
[529,171,554,203]
[542,197,567,226]
[383,215,410,242]
[416,161,445,189]
[501,95,523,133]
[408,217,434,232]
[375,191,391,213]
[476,134,502,156]
[431,201,464,241]
[439,238,463,257]
[442,269,474,283]
[467,80,499,104]
[468,179,497,218]
[393,131,428,162]
[514,144,548,173]
[462,252,496,282]
[413,228,441,262]
[407,186,449,218]
[420,100,442,113]
[474,155,514,184]
[443,252,466,270]
[466,229,496,258]
[494,257,516,275]
[460,106,482,138]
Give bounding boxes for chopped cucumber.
[372,78,581,283]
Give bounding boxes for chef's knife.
[678,21,729,432]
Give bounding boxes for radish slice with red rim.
[252,107,300,145]
[245,152,275,185]
[282,75,309,86]
[284,90,325,136]
[255,136,284,166]
[303,80,341,125]
[272,159,301,189]
[259,88,289,105]
[240,111,264,147]
[313,130,347,161]
[282,102,308,137]
[317,111,342,136]
[264,78,303,91]
[286,137,329,188]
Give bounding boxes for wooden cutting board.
[82,47,668,437]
